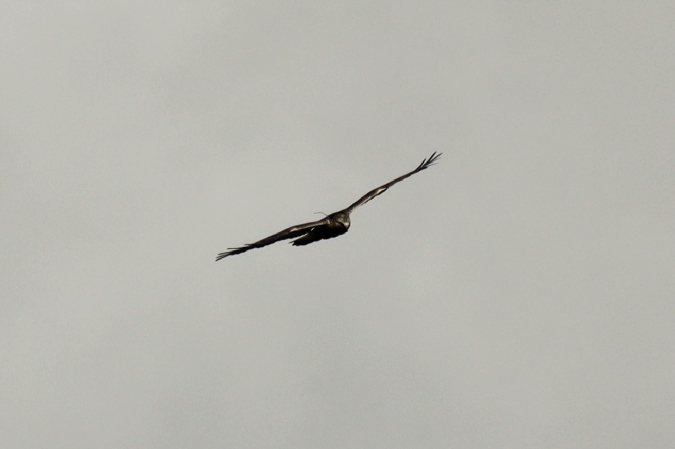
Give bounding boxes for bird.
[216,152,441,260]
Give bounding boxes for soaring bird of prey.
[216,152,441,261]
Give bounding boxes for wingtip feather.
[418,151,442,170]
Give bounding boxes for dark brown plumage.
[216,152,441,260]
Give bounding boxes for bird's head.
[333,213,350,229]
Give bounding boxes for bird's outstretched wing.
[216,217,329,261]
[345,152,442,213]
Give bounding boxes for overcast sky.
[2,2,675,448]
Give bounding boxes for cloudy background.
[2,2,674,448]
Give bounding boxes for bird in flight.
[216,152,441,261]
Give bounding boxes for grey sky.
[2,2,674,448]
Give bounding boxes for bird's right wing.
[216,217,329,261]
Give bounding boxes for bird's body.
[216,152,440,260]
[291,211,350,247]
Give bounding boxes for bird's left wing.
[216,217,329,261]
[345,152,441,213]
